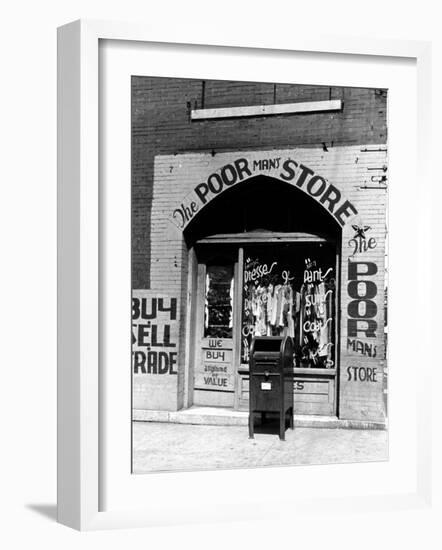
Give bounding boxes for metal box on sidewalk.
[248,335,294,440]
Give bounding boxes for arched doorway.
[184,175,342,415]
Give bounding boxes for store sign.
[132,291,179,375]
[347,338,377,358]
[195,363,234,390]
[203,349,233,363]
[195,339,234,392]
[170,155,358,230]
[347,261,378,339]
[346,366,378,382]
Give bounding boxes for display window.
[241,243,337,370]
[204,264,234,339]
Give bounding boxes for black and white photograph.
[2,0,438,543]
[131,76,389,473]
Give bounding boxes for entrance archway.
[184,175,341,245]
[184,175,342,415]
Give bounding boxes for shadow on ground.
[26,504,57,522]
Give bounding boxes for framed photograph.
[57,19,432,530]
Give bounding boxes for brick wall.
[133,146,387,421]
[132,77,387,288]
[132,78,387,422]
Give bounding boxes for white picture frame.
[57,19,433,531]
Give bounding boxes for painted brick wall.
[133,147,387,421]
[337,149,387,423]
[132,78,387,421]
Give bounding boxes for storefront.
[131,78,388,427]
[132,145,387,427]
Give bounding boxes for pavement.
[132,417,388,474]
[133,405,386,429]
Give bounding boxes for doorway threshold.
[133,407,386,430]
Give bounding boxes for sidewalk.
[133,406,386,430]
[132,419,388,474]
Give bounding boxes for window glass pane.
[204,265,234,338]
[241,244,336,368]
